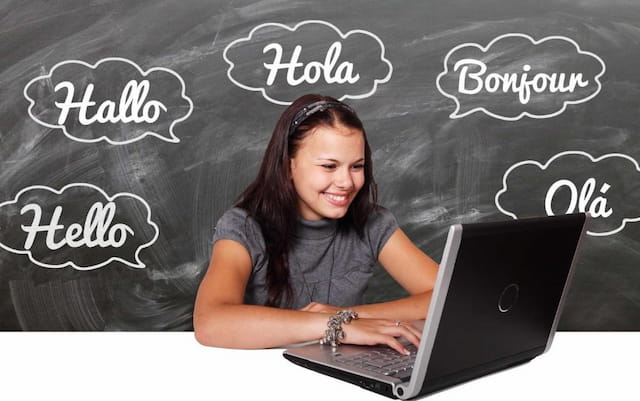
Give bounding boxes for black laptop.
[283,213,588,399]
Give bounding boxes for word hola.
[20,201,134,250]
[544,177,613,218]
[263,41,360,86]
[454,59,589,105]
[54,80,167,125]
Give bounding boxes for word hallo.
[54,80,167,125]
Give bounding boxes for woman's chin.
[321,205,350,219]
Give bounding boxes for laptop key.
[364,359,393,368]
[393,369,413,380]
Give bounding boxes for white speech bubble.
[436,33,606,121]
[23,57,193,145]
[0,183,159,270]
[495,151,640,236]
[223,20,393,105]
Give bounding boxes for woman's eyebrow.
[315,158,339,162]
[315,157,365,163]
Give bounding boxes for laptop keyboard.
[333,344,417,379]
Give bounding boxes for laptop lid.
[398,213,588,398]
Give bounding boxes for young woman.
[194,94,439,354]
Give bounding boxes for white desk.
[1,332,637,401]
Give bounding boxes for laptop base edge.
[283,352,397,398]
[416,348,543,398]
[284,350,539,400]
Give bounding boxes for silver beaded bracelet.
[319,310,359,347]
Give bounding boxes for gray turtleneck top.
[211,207,398,309]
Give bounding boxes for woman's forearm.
[194,303,331,349]
[352,291,433,321]
[195,301,428,354]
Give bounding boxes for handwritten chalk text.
[454,59,589,105]
[545,178,613,218]
[263,41,360,86]
[54,80,167,125]
[21,202,134,250]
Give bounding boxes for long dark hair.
[236,94,378,307]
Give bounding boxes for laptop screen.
[423,214,586,384]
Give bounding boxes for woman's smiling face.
[290,124,366,220]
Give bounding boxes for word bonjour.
[263,41,360,86]
[454,59,589,105]
[54,80,166,125]
[544,178,612,218]
[20,201,134,251]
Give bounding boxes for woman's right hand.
[341,318,422,355]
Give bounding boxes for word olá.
[545,177,612,218]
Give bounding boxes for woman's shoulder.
[366,205,398,230]
[361,205,399,257]
[212,207,267,269]
[214,207,264,243]
[217,206,250,224]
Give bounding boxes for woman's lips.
[322,192,350,207]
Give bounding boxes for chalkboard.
[1,0,639,330]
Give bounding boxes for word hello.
[263,41,360,86]
[454,59,589,105]
[20,201,134,250]
[54,80,167,125]
[545,178,612,218]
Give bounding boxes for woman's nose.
[334,168,354,189]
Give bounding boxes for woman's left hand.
[299,302,341,314]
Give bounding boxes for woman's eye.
[321,164,337,170]
[351,164,365,170]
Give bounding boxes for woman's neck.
[294,216,337,240]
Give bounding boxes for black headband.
[288,100,355,136]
